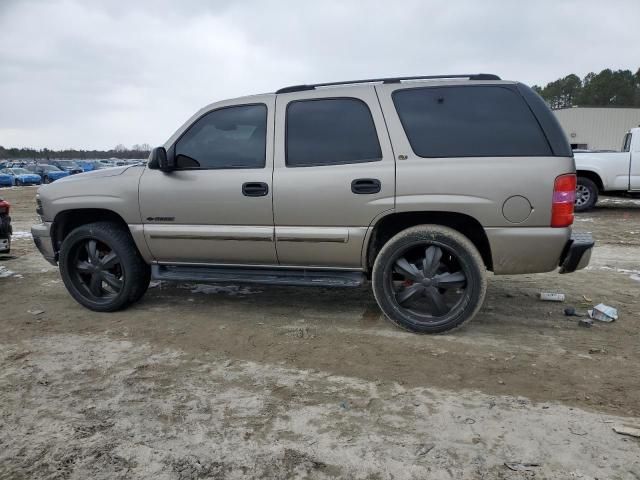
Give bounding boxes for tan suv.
[32,74,593,333]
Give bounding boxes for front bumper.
[559,232,594,274]
[31,222,57,265]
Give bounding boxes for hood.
[52,165,133,184]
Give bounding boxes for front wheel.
[59,222,151,312]
[575,177,598,212]
[15,179,22,187]
[43,176,51,184]
[372,225,487,334]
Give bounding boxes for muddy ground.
[0,186,639,479]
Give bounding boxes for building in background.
[553,107,640,151]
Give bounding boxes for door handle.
[351,178,381,194]
[242,182,269,197]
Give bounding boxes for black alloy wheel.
[372,225,487,334]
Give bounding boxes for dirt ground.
[1,186,639,479]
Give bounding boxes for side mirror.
[148,147,168,172]
[149,146,174,172]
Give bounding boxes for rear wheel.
[59,222,150,312]
[43,176,51,184]
[575,177,598,212]
[372,225,487,334]
[15,179,22,186]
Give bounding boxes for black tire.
[15,179,22,187]
[43,176,50,184]
[59,222,151,312]
[372,225,487,334]
[575,177,598,212]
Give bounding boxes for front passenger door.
[139,98,277,265]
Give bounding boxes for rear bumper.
[486,227,571,274]
[31,222,57,265]
[559,232,594,274]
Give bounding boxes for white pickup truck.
[573,127,640,211]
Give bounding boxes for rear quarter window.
[392,85,552,158]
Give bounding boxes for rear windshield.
[392,85,552,158]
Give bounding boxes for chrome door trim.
[275,226,349,243]
[145,225,275,242]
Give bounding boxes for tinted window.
[286,98,382,167]
[622,133,631,152]
[393,86,552,157]
[176,104,267,169]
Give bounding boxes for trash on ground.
[569,425,588,436]
[588,304,618,323]
[578,318,593,328]
[415,443,435,456]
[539,292,565,302]
[612,425,640,438]
[27,309,45,316]
[588,348,607,355]
[582,295,593,303]
[504,462,541,472]
[563,307,584,317]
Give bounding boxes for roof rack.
[276,74,501,94]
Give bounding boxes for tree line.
[532,68,640,110]
[0,144,151,160]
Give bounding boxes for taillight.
[551,174,576,227]
[0,200,10,215]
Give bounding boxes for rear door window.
[393,86,552,157]
[286,98,382,167]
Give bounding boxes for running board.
[152,265,366,287]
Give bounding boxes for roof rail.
[276,74,501,94]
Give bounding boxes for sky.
[0,0,638,150]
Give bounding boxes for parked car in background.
[573,127,640,211]
[92,160,114,168]
[0,197,11,253]
[32,73,593,334]
[5,161,31,169]
[76,160,104,172]
[50,160,84,175]
[27,164,70,183]
[0,171,13,187]
[1,167,42,186]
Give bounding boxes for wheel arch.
[364,211,493,273]
[576,170,604,191]
[51,208,149,260]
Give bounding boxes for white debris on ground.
[585,265,640,283]
[10,231,33,240]
[0,265,17,278]
[1,334,638,480]
[598,197,640,206]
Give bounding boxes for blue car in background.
[50,160,83,175]
[76,160,108,172]
[27,164,70,183]
[1,167,42,186]
[0,172,12,187]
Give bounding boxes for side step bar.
[152,265,366,288]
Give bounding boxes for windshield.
[12,168,30,174]
[56,161,78,167]
[41,165,61,172]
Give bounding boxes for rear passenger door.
[273,87,395,268]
